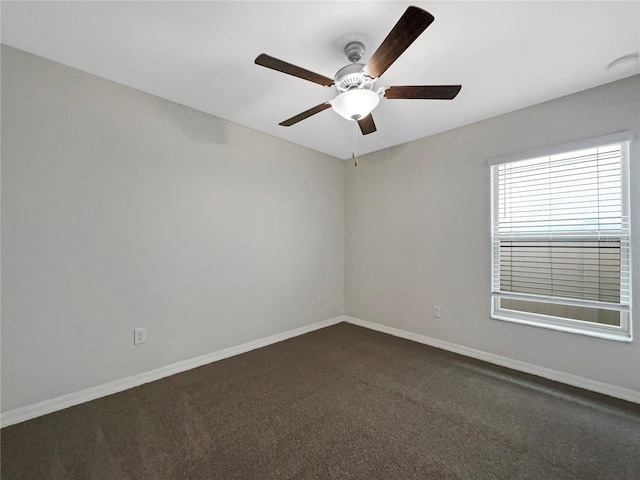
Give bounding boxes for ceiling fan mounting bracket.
[344,41,365,63]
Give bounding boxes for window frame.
[488,132,633,342]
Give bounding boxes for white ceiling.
[2,1,639,159]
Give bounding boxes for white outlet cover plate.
[134,327,147,345]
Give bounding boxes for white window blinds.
[489,133,631,339]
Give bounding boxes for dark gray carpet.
[2,323,639,479]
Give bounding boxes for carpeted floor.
[2,322,639,479]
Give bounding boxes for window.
[489,132,632,341]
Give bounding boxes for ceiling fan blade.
[364,6,435,79]
[255,54,334,87]
[383,85,462,100]
[279,102,332,126]
[357,114,377,135]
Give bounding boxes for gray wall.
[3,43,638,414]
[1,46,345,411]
[345,75,640,392]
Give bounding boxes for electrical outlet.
[134,327,147,345]
[432,305,441,318]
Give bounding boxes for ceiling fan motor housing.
[334,63,376,92]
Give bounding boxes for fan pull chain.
[352,120,358,167]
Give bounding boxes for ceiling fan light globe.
[331,89,380,121]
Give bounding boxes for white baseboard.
[1,316,346,428]
[345,316,640,404]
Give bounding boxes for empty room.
[1,1,639,479]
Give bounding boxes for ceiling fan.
[255,5,461,136]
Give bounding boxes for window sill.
[491,311,632,342]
